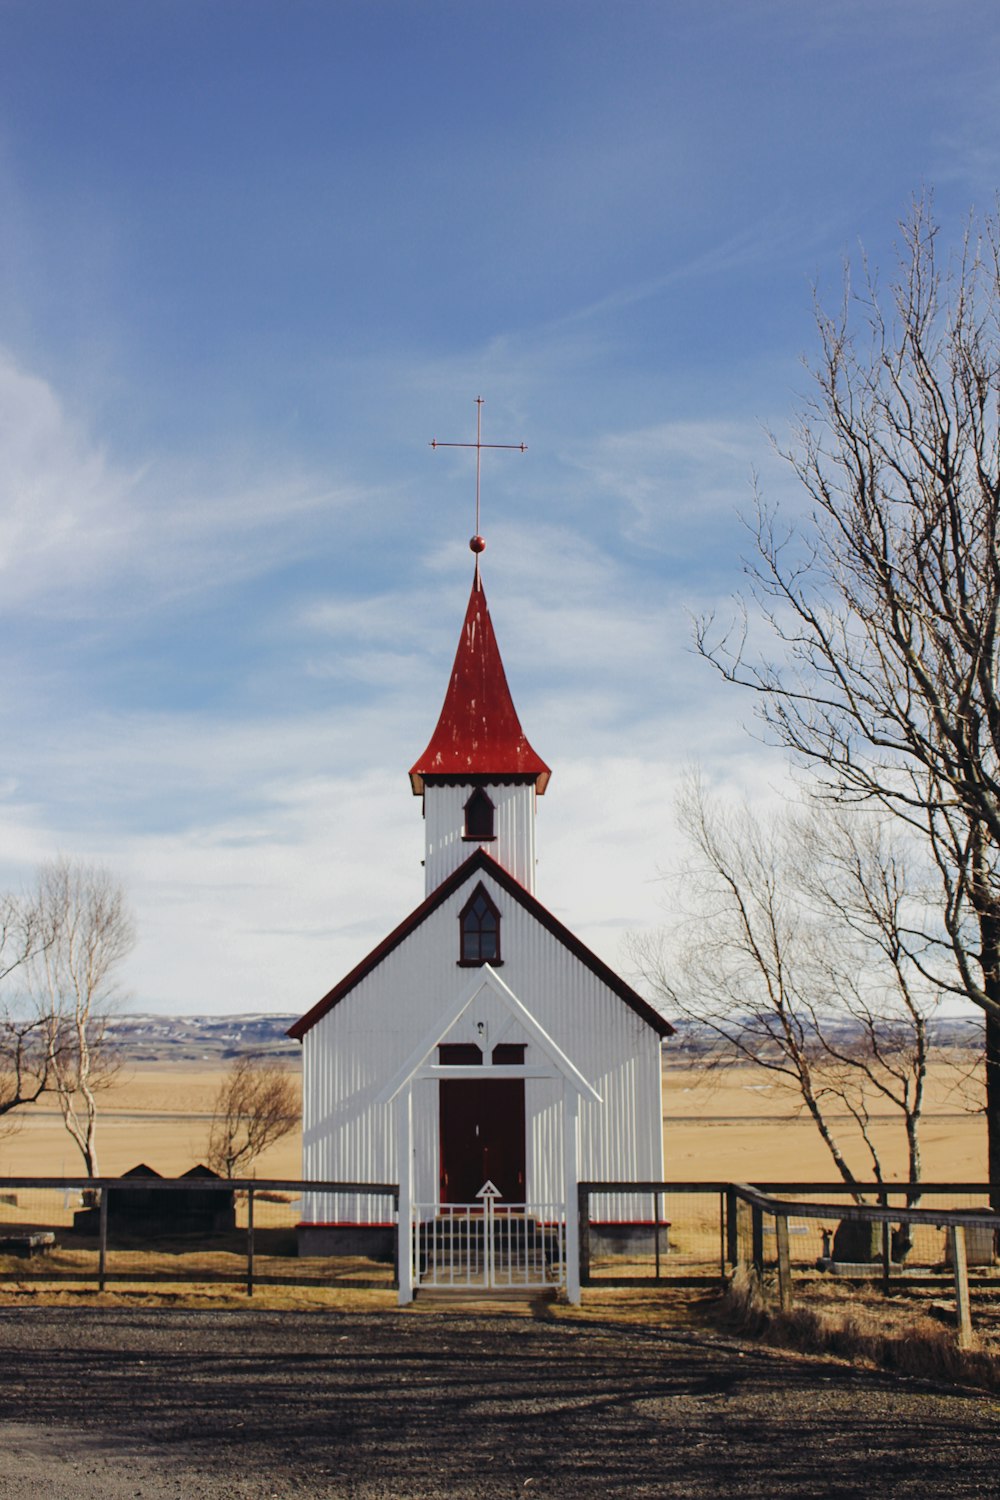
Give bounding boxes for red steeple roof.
[409,566,551,796]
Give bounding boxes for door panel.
[439,1079,525,1203]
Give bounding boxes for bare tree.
[631,779,940,1198]
[793,807,938,1199]
[0,893,55,1134]
[206,1054,298,1178]
[29,860,134,1177]
[696,198,1000,1196]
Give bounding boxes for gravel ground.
[1,1306,999,1499]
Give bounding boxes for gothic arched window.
[463,787,495,841]
[459,883,501,965]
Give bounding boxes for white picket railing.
[412,1196,566,1291]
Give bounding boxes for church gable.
[288,846,672,1041]
[374,963,603,1110]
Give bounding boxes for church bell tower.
[409,552,550,896]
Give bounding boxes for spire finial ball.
[470,535,487,554]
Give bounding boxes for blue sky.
[0,0,997,1015]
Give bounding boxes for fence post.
[396,1085,414,1306]
[879,1191,891,1292]
[563,1088,581,1304]
[484,1190,495,1289]
[246,1186,255,1298]
[775,1214,792,1312]
[949,1225,973,1351]
[751,1203,764,1275]
[880,1220,892,1290]
[653,1193,661,1280]
[98,1184,108,1293]
[577,1183,591,1289]
[719,1193,727,1281]
[725,1188,738,1268]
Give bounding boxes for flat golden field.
[0,1054,986,1184]
[662,1055,986,1184]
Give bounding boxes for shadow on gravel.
[1,1308,999,1498]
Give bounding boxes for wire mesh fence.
[0,1178,398,1293]
[580,1183,730,1283]
[579,1181,1000,1289]
[733,1183,1000,1281]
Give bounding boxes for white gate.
[412,1182,566,1292]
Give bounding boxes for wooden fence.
[0,1176,399,1294]
[4,1175,998,1335]
[726,1182,1000,1350]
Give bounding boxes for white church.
[289,536,670,1302]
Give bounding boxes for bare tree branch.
[28,859,134,1177]
[0,891,57,1134]
[207,1055,298,1179]
[695,196,1000,1188]
[631,778,942,1206]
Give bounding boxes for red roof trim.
[287,848,673,1040]
[421,774,538,788]
[409,570,551,795]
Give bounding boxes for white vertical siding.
[300,867,664,1226]
[423,782,536,893]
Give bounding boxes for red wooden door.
[439,1079,525,1204]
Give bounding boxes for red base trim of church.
[296,1221,395,1229]
[296,1219,666,1229]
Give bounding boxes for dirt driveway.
[1,1305,998,1499]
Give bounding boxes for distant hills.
[664,1013,982,1059]
[105,1013,300,1064]
[106,1009,983,1068]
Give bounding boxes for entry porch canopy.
[375,964,601,1304]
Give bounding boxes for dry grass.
[718,1264,1000,1392]
[0,1280,397,1311]
[0,1249,393,1276]
[0,1278,716,1324]
[553,1285,721,1327]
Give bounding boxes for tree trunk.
[986,1011,1000,1210]
[979,877,1000,1210]
[905,1115,922,1207]
[801,1087,863,1203]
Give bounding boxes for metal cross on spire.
[430,396,526,556]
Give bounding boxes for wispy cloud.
[0,348,364,622]
[0,351,141,607]
[538,211,838,338]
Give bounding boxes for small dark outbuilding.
[72,1163,236,1237]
